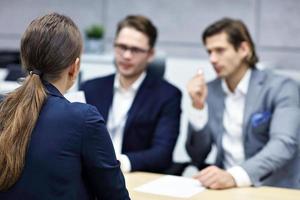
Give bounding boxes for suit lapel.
[242,69,266,141]
[124,74,153,135]
[210,79,226,167]
[101,75,114,122]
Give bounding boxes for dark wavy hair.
[202,17,259,68]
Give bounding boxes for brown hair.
[202,17,259,68]
[0,13,82,191]
[115,15,157,48]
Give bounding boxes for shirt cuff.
[227,166,252,187]
[118,154,131,173]
[188,103,208,131]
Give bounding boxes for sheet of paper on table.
[134,175,205,198]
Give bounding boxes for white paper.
[64,91,86,103]
[134,175,205,198]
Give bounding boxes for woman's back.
[0,83,129,199]
[0,13,130,200]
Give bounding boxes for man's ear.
[239,41,251,59]
[68,58,80,80]
[146,48,155,63]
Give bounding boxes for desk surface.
[125,172,300,200]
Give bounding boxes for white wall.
[1,0,300,70]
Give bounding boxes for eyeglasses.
[114,43,150,56]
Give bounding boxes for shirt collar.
[221,69,252,95]
[114,71,146,92]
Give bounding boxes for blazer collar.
[123,73,155,132]
[114,72,146,92]
[101,75,115,121]
[210,78,226,165]
[44,81,65,99]
[243,69,266,138]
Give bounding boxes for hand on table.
[193,165,236,189]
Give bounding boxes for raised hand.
[187,69,208,110]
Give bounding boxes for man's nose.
[209,52,218,64]
[123,49,133,58]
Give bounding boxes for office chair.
[0,50,20,68]
[5,64,26,81]
[146,55,166,79]
[145,56,195,176]
[78,55,166,87]
[0,50,25,82]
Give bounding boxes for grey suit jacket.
[186,69,300,189]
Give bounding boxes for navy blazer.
[81,73,182,173]
[0,83,130,200]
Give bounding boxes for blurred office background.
[1,0,300,69]
[1,0,300,166]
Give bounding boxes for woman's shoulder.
[67,102,104,122]
[45,96,104,124]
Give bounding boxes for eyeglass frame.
[114,43,151,56]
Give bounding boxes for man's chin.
[216,72,223,77]
[119,71,144,80]
[119,71,138,79]
[215,70,226,77]
[119,69,133,77]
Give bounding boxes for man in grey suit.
[186,18,300,189]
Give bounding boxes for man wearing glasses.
[81,15,182,173]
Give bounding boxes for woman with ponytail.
[0,13,130,200]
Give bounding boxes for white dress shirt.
[107,72,146,173]
[188,69,252,187]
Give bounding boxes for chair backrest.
[146,55,166,79]
[77,53,166,90]
[5,64,26,81]
[0,50,20,68]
